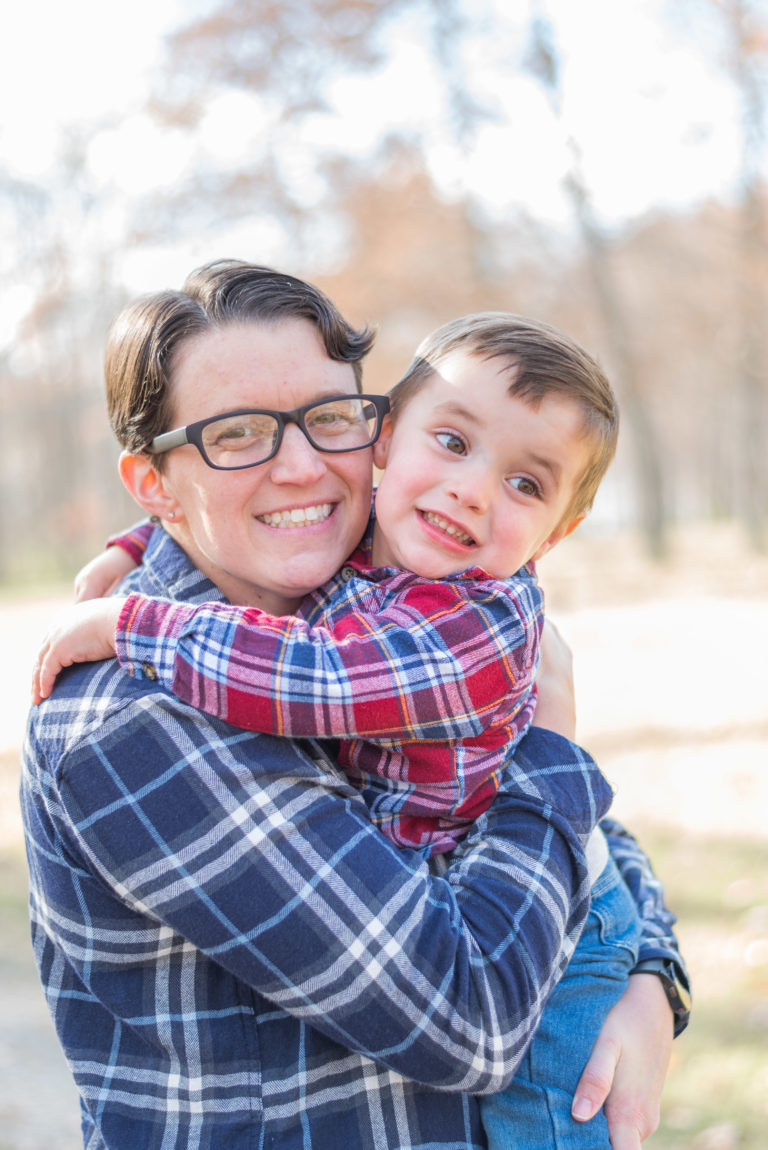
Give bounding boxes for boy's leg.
[481,855,641,1150]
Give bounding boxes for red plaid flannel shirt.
[114,520,544,856]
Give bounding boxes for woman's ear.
[372,414,394,470]
[119,452,181,523]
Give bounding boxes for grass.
[635,828,768,1149]
[0,851,29,939]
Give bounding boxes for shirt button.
[339,565,356,582]
[142,661,158,681]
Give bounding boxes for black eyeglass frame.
[149,393,391,471]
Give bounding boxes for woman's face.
[156,319,373,614]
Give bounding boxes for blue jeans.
[481,854,641,1149]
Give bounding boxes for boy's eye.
[436,431,467,455]
[509,475,541,497]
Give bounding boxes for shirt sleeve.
[601,815,691,1005]
[114,573,543,743]
[107,519,155,566]
[42,688,612,1094]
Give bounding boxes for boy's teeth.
[423,511,473,545]
[258,503,333,528]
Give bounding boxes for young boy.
[34,312,640,1148]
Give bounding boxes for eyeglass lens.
[201,397,379,469]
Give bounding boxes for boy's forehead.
[427,349,516,399]
[433,349,591,425]
[428,361,593,468]
[435,346,515,375]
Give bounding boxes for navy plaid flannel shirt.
[21,527,686,1149]
[114,543,544,856]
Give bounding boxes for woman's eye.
[308,409,345,429]
[436,431,467,455]
[213,424,260,448]
[509,475,541,497]
[204,417,274,455]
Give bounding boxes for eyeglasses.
[150,393,390,471]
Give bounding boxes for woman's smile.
[256,502,335,529]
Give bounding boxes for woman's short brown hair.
[106,259,375,463]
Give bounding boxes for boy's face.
[371,350,591,579]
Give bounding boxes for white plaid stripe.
[21,526,687,1148]
[116,537,544,856]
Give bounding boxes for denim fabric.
[23,526,622,1149]
[481,855,641,1149]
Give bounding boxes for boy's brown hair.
[388,312,619,525]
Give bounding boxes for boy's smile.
[371,350,591,579]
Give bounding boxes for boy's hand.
[75,547,139,602]
[32,598,127,704]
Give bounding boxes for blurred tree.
[137,0,678,553]
[677,0,768,547]
[314,142,564,393]
[606,204,742,524]
[132,0,465,258]
[0,136,133,581]
[523,11,669,557]
[4,0,767,578]
[722,0,768,548]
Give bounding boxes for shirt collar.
[121,525,226,606]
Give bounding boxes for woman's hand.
[532,619,577,740]
[74,546,138,602]
[572,972,673,1148]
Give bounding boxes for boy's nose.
[446,465,491,513]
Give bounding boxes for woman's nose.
[269,422,328,484]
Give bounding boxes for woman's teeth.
[258,503,333,528]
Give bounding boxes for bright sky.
[0,0,752,328]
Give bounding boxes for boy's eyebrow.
[526,452,564,486]
[432,399,482,424]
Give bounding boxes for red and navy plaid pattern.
[115,527,543,856]
[22,526,688,1147]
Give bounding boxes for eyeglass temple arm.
[149,396,388,455]
[150,427,190,454]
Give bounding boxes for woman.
[23,259,687,1149]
